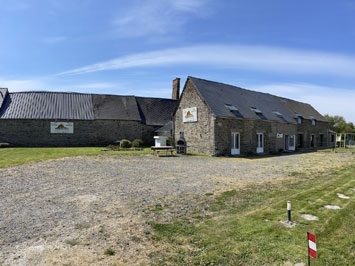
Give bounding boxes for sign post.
[307,232,317,265]
[287,201,291,221]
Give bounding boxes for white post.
[287,201,291,221]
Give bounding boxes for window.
[295,113,303,124]
[226,104,243,118]
[312,119,316,126]
[331,134,335,142]
[251,107,267,120]
[273,111,283,117]
[251,107,262,114]
[225,104,238,111]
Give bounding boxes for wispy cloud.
[253,83,355,122]
[57,44,355,78]
[41,36,68,44]
[112,0,211,37]
[0,77,122,94]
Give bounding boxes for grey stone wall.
[173,80,215,155]
[0,119,157,147]
[215,118,297,155]
[296,120,330,149]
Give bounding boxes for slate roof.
[0,92,94,120]
[188,77,327,123]
[276,97,328,122]
[136,97,178,126]
[0,90,177,125]
[188,77,297,123]
[93,95,141,121]
[155,121,173,133]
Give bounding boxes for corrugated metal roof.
[0,92,94,120]
[0,91,178,125]
[188,77,297,123]
[136,97,178,126]
[93,95,141,120]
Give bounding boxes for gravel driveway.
[0,153,353,265]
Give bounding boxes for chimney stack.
[172,78,180,100]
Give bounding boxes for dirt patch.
[0,152,354,265]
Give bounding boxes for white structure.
[154,136,167,147]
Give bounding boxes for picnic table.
[151,146,175,156]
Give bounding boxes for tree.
[324,114,355,133]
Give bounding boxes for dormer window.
[309,116,316,126]
[251,107,262,114]
[295,113,303,124]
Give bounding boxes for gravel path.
[0,152,353,265]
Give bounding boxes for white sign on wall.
[277,133,283,138]
[50,122,74,134]
[183,107,197,122]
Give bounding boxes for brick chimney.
[172,78,180,100]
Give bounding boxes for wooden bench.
[151,146,175,156]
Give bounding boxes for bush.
[132,139,144,148]
[120,139,132,148]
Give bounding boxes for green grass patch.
[149,165,355,265]
[104,249,116,256]
[0,147,152,169]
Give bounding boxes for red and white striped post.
[307,232,317,265]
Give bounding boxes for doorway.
[285,135,296,151]
[231,132,240,155]
[257,133,264,153]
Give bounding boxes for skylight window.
[295,113,302,118]
[251,107,262,114]
[273,111,283,117]
[225,104,238,112]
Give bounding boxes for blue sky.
[1,0,355,121]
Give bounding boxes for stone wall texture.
[296,120,332,149]
[215,118,297,155]
[173,80,215,155]
[173,81,332,156]
[0,119,158,147]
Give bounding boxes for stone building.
[0,88,177,147]
[174,77,335,156]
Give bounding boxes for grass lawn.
[0,147,152,169]
[149,164,355,265]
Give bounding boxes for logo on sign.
[50,122,74,134]
[183,107,197,122]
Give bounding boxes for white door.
[257,133,264,153]
[231,132,240,155]
[288,135,296,151]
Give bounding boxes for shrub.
[120,139,132,148]
[132,139,144,148]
